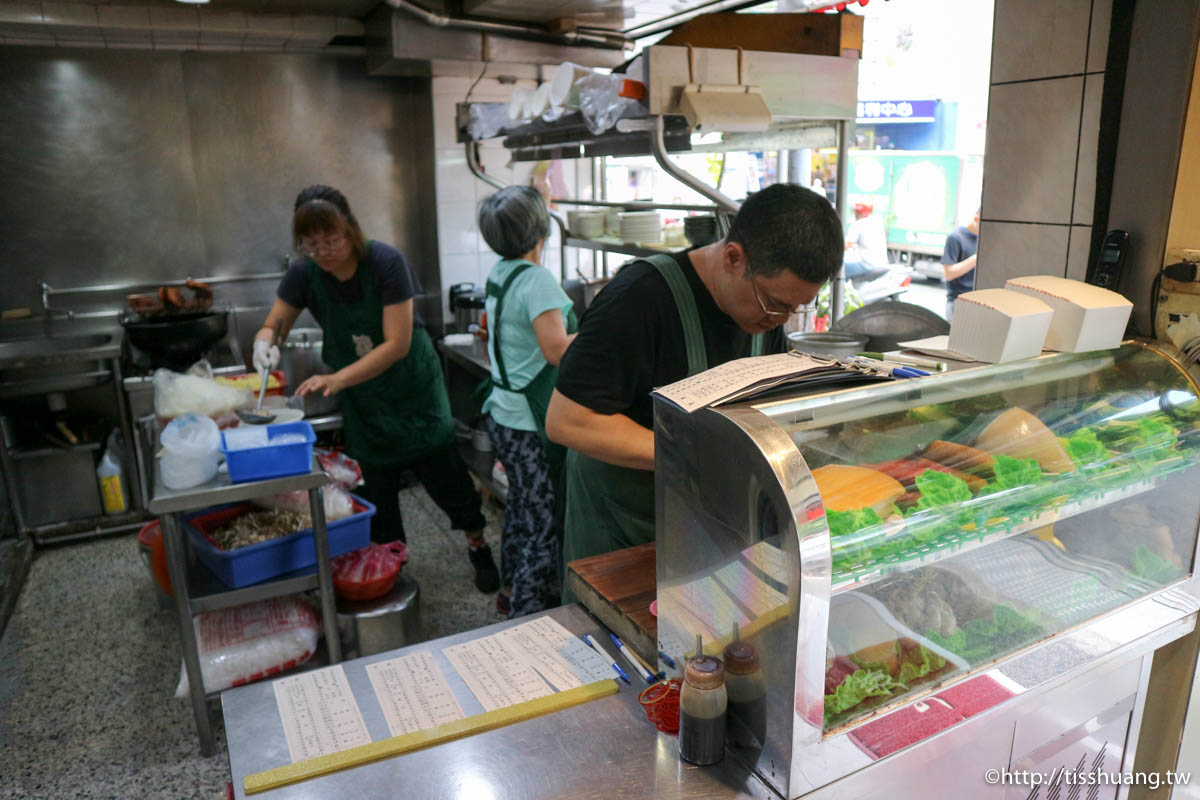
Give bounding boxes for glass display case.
[654,342,1200,799]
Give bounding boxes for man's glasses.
[750,274,802,318]
[300,235,347,257]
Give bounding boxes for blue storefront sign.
[856,100,937,124]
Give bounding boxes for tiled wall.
[431,67,590,325]
[976,0,1112,289]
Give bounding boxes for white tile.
[245,13,292,34]
[1073,73,1104,225]
[433,76,473,98]
[991,0,1091,82]
[41,2,97,27]
[975,221,1070,289]
[1087,0,1111,73]
[97,4,149,29]
[435,150,476,205]
[1066,225,1092,281]
[198,11,246,33]
[433,93,463,148]
[437,201,484,255]
[982,77,1083,224]
[0,2,41,24]
[148,6,197,30]
[291,14,334,36]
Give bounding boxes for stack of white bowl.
[619,211,662,244]
[567,209,606,239]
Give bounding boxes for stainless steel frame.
[654,343,1200,798]
[150,461,339,756]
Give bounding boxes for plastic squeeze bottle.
[679,634,727,765]
[723,624,766,748]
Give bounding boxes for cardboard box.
[948,288,1053,363]
[1004,275,1134,352]
[657,13,864,58]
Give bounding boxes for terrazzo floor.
[0,485,505,800]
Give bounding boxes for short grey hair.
[478,186,550,260]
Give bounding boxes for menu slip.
[366,652,466,737]
[273,666,371,763]
[652,352,887,413]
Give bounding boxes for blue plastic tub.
[220,421,316,483]
[184,495,375,588]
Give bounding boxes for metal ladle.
[237,320,281,425]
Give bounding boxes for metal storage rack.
[458,44,859,317]
[149,460,341,756]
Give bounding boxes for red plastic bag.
[317,448,362,489]
[332,542,407,601]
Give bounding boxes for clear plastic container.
[160,413,221,490]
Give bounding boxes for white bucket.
[160,413,221,489]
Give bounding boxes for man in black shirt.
[941,209,980,321]
[547,184,844,578]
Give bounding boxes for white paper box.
[948,288,1054,363]
[1005,275,1133,352]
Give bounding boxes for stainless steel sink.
[0,327,123,397]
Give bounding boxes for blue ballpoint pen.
[610,633,657,683]
[892,366,930,378]
[582,633,630,684]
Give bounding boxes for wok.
[121,310,229,362]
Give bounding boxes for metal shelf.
[457,440,506,505]
[187,557,321,615]
[565,237,667,259]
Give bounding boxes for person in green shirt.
[478,186,577,617]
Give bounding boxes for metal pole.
[831,119,850,325]
[162,511,215,755]
[309,485,341,664]
[649,116,741,214]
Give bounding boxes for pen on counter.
[891,366,930,379]
[658,650,677,669]
[610,633,657,684]
[582,633,630,684]
[859,351,947,371]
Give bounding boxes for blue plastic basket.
[184,495,376,588]
[220,421,316,483]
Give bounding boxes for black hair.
[725,183,844,284]
[291,185,367,261]
[477,186,550,260]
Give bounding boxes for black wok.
[121,310,229,362]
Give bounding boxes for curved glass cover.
[756,344,1200,732]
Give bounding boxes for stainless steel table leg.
[309,487,341,664]
[161,511,215,756]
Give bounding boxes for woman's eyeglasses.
[300,235,347,257]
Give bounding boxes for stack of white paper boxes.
[949,276,1134,363]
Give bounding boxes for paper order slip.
[272,666,371,763]
[365,651,466,737]
[443,617,614,711]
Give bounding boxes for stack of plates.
[567,210,606,238]
[619,211,662,244]
[683,215,719,246]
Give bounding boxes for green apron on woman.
[306,254,455,467]
[561,254,763,593]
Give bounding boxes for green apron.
[483,260,579,481]
[562,254,763,597]
[307,254,454,468]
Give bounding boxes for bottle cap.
[684,655,725,690]
[723,640,759,675]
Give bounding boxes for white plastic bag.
[175,596,320,697]
[578,73,646,135]
[159,413,221,489]
[154,367,252,419]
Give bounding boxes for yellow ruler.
[244,678,619,795]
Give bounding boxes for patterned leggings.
[486,417,559,618]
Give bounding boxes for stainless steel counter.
[222,604,778,800]
[438,337,491,377]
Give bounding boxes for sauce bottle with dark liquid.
[724,636,766,748]
[679,635,727,765]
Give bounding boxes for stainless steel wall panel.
[0,48,441,330]
[0,47,206,309]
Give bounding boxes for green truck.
[846,151,983,279]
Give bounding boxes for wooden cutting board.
[565,543,657,665]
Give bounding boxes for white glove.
[252,339,280,372]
